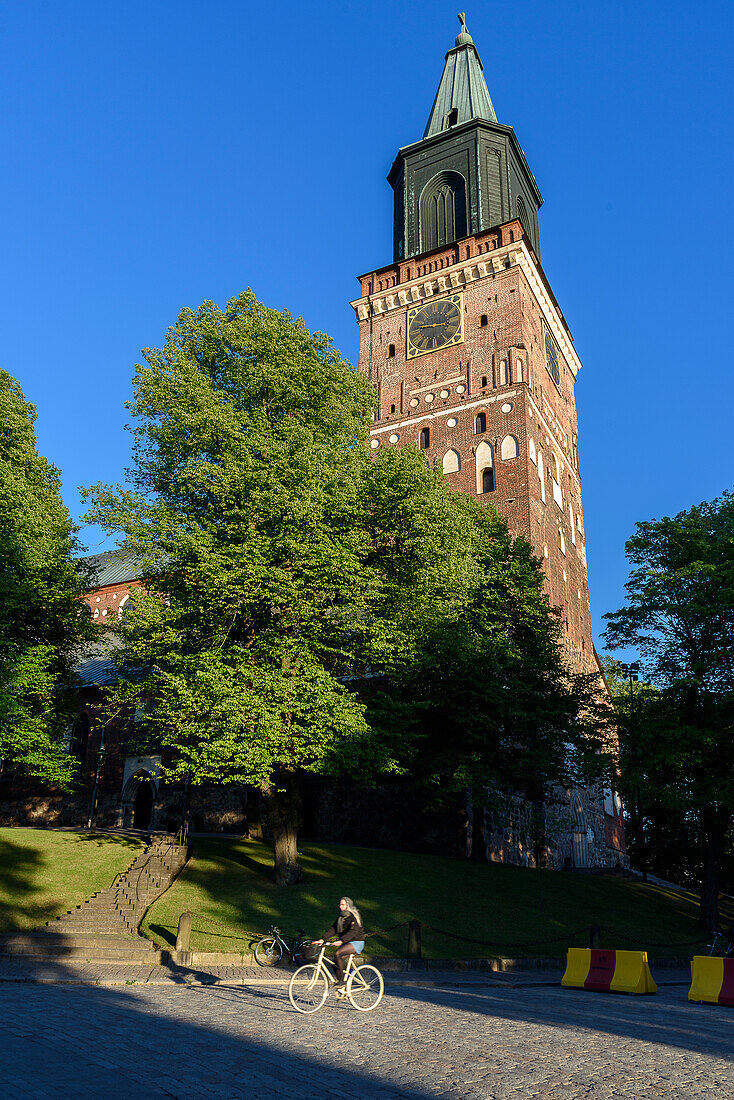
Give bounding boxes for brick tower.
[351,15,625,866]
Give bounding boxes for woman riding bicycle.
[312,896,365,989]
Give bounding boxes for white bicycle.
[288,944,384,1014]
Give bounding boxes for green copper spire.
[423,13,497,138]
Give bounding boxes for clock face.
[407,294,464,358]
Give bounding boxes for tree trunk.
[264,776,303,886]
[246,786,263,840]
[699,818,724,933]
[460,788,473,860]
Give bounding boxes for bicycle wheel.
[289,964,329,1013]
[255,937,283,966]
[347,964,384,1012]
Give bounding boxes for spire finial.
[455,12,474,46]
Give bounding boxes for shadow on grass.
[74,832,143,851]
[0,831,145,933]
[146,923,177,948]
[0,838,48,932]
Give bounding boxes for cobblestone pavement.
[1,977,732,1098]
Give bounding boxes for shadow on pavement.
[384,978,734,1062]
[0,955,430,1098]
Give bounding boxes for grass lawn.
[141,837,733,958]
[0,828,145,932]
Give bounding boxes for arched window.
[67,712,90,760]
[538,451,546,503]
[501,435,519,460]
[118,594,135,620]
[419,172,467,252]
[499,360,508,386]
[475,412,486,434]
[387,344,395,358]
[476,441,494,494]
[571,794,589,868]
[442,449,460,473]
[419,427,430,449]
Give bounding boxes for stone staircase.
[0,834,188,964]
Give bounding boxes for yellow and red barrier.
[688,956,734,1006]
[562,948,657,995]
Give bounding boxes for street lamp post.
[87,705,107,830]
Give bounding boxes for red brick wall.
[355,221,596,676]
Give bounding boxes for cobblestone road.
[1,979,731,1098]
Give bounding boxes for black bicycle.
[707,927,734,958]
[254,925,311,967]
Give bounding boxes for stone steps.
[0,833,191,963]
[0,933,164,962]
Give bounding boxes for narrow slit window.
[388,344,395,358]
[419,427,430,449]
[481,375,487,388]
[475,412,486,434]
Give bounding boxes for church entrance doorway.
[133,779,154,829]
[120,767,158,830]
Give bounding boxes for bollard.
[176,911,193,964]
[407,919,422,961]
[589,924,602,949]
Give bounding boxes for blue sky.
[1,0,732,649]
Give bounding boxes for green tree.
[0,371,93,785]
[603,492,734,930]
[87,290,588,884]
[365,478,594,839]
[86,292,388,883]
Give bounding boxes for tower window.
[482,468,495,493]
[420,171,467,252]
[445,108,459,128]
[480,315,488,328]
[388,344,395,358]
[390,404,395,413]
[419,427,430,449]
[481,375,487,388]
[475,412,486,434]
[442,449,461,473]
[501,435,519,460]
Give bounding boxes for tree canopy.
[0,370,93,785]
[603,491,734,929]
[87,290,590,882]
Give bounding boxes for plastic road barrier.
[688,956,734,1006]
[562,948,657,995]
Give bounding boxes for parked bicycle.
[707,927,734,958]
[254,925,310,967]
[288,944,384,1013]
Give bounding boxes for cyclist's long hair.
[341,896,362,929]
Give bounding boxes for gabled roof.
[75,636,123,687]
[80,549,143,588]
[423,14,497,138]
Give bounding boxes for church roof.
[80,549,143,588]
[423,14,497,138]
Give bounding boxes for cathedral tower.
[351,16,625,865]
